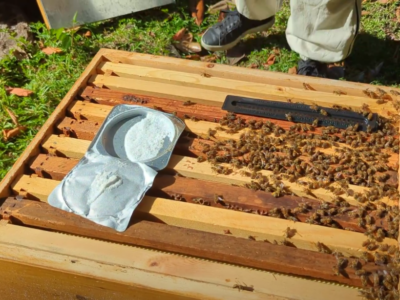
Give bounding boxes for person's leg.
[286,0,362,76]
[201,0,282,51]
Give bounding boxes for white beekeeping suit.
[236,0,362,63]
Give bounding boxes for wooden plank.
[0,223,299,300]
[68,100,399,170]
[57,117,102,140]
[30,155,384,233]
[97,62,397,116]
[102,50,400,99]
[0,258,190,300]
[10,175,398,257]
[0,197,384,288]
[90,74,397,118]
[0,223,361,300]
[0,49,108,199]
[39,134,395,206]
[80,86,322,133]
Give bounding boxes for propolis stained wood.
[0,49,399,300]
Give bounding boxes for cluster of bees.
[190,104,400,299]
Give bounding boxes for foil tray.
[49,105,185,232]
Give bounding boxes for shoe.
[201,10,275,52]
[297,59,327,78]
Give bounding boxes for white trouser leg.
[236,0,283,20]
[286,0,362,63]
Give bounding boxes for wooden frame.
[0,49,399,299]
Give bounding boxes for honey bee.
[349,259,361,270]
[378,243,389,252]
[285,113,293,122]
[201,72,212,78]
[363,88,378,99]
[320,109,329,117]
[223,229,232,234]
[310,103,319,111]
[183,100,195,106]
[316,242,331,254]
[197,156,206,162]
[233,283,254,292]
[376,98,385,104]
[389,89,400,96]
[283,227,297,239]
[303,83,316,91]
[248,235,256,241]
[333,90,347,96]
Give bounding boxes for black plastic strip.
[222,95,378,132]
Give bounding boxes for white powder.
[88,171,123,204]
[124,112,174,162]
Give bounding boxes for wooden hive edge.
[100,49,400,98]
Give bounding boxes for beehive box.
[0,48,399,300]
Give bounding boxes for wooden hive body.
[0,49,399,299]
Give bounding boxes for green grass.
[0,0,399,179]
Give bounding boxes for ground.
[0,0,399,179]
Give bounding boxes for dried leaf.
[249,63,258,69]
[41,47,63,55]
[288,66,298,75]
[175,41,201,54]
[173,28,187,41]
[3,126,26,141]
[396,7,400,22]
[200,55,217,63]
[273,47,281,55]
[378,0,388,4]
[6,87,33,97]
[190,0,205,26]
[5,108,19,126]
[84,31,92,37]
[185,54,201,60]
[361,11,370,16]
[149,31,155,38]
[266,54,276,66]
[38,40,44,49]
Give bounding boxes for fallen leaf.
[288,66,298,75]
[361,11,370,16]
[249,63,258,69]
[3,126,26,141]
[190,0,205,26]
[41,47,63,55]
[84,31,92,37]
[173,28,187,41]
[266,54,276,65]
[174,41,202,54]
[6,87,33,97]
[38,40,44,49]
[185,54,201,60]
[218,10,229,22]
[200,55,217,63]
[378,0,388,4]
[149,31,155,38]
[273,47,281,55]
[5,108,19,126]
[396,7,400,22]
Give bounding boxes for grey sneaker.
[201,10,275,52]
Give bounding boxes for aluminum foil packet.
[48,152,157,232]
[48,105,185,232]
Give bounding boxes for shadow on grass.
[229,31,400,86]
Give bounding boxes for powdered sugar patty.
[124,112,175,162]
